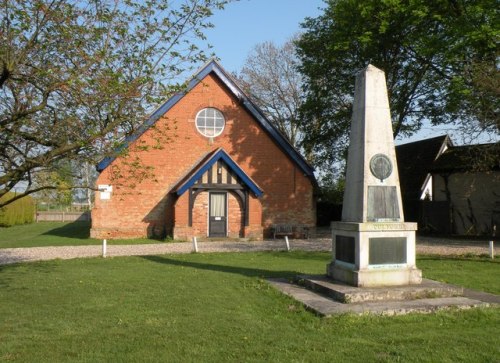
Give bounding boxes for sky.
[204,0,325,74]
[201,0,497,146]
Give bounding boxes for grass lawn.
[418,255,500,294]
[0,251,498,362]
[0,221,170,248]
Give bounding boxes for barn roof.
[173,148,264,197]
[430,142,500,172]
[97,60,315,179]
[396,135,451,201]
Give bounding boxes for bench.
[271,224,310,239]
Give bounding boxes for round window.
[195,108,225,137]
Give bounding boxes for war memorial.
[326,64,422,287]
[269,65,495,315]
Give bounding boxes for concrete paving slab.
[268,278,495,317]
[462,288,500,304]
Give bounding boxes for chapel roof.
[97,60,315,180]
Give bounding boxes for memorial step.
[296,275,463,303]
[268,278,492,317]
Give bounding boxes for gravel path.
[0,237,498,266]
[417,236,499,256]
[0,240,325,265]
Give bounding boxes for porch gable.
[174,148,263,198]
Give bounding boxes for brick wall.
[227,192,244,237]
[173,191,246,240]
[191,192,209,237]
[91,73,315,239]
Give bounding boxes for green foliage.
[34,160,75,208]
[296,0,499,174]
[318,176,345,204]
[0,192,35,227]
[0,253,498,361]
[0,0,231,207]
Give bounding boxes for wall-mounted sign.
[98,184,112,200]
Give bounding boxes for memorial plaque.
[335,235,355,264]
[367,186,400,221]
[369,237,406,265]
[369,154,392,181]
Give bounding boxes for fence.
[36,211,91,222]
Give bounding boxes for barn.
[90,60,316,240]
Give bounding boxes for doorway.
[209,192,227,237]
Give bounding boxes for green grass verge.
[0,252,498,362]
[418,255,500,294]
[0,221,172,248]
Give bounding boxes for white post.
[192,236,198,253]
[491,225,497,260]
[285,236,290,251]
[102,239,107,258]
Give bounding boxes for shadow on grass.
[418,255,499,264]
[0,260,60,289]
[142,255,300,279]
[277,251,330,262]
[42,221,91,239]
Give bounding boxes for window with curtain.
[210,193,226,217]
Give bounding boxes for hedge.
[0,192,35,227]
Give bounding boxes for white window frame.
[195,108,225,138]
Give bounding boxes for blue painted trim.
[97,60,315,178]
[207,63,314,177]
[176,148,263,198]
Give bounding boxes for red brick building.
[91,61,316,240]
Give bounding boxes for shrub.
[0,192,35,227]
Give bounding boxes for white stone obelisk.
[327,65,422,287]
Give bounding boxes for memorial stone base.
[327,221,422,287]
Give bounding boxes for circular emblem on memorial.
[370,154,392,181]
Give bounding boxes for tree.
[237,38,305,150]
[79,161,97,209]
[33,160,74,209]
[296,0,499,174]
[0,0,231,207]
